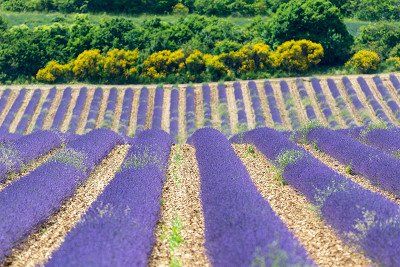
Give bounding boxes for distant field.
[0,73,399,141]
[0,10,378,36]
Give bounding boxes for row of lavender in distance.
[188,128,313,266]
[0,89,26,132]
[46,130,173,266]
[217,84,231,135]
[68,87,87,133]
[0,130,63,182]
[170,87,179,139]
[84,88,103,132]
[118,88,134,135]
[390,74,400,93]
[0,90,11,120]
[15,89,42,134]
[232,127,400,266]
[372,77,400,120]
[264,81,283,126]
[202,84,212,127]
[295,79,317,121]
[51,87,72,130]
[0,129,124,260]
[102,88,118,129]
[306,127,400,196]
[326,79,356,127]
[280,81,300,129]
[186,86,196,136]
[152,86,164,130]
[247,81,265,127]
[233,82,248,132]
[35,88,56,130]
[342,77,372,124]
[135,87,149,135]
[310,78,338,128]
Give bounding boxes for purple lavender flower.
[218,84,231,135]
[170,87,179,139]
[295,79,317,121]
[389,74,400,94]
[102,88,118,129]
[16,89,42,134]
[248,81,265,127]
[264,81,282,126]
[84,88,103,132]
[0,89,11,117]
[152,86,164,130]
[310,78,338,128]
[35,88,57,130]
[135,87,149,135]
[233,82,248,130]
[188,128,313,266]
[280,81,301,129]
[186,86,196,136]
[118,88,134,135]
[202,84,212,127]
[326,79,356,127]
[0,89,27,132]
[373,76,400,121]
[68,87,87,133]
[51,87,72,130]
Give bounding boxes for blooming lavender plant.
[0,129,124,261]
[84,88,103,132]
[232,127,400,266]
[15,89,42,134]
[326,79,356,127]
[152,86,164,130]
[202,84,212,127]
[310,78,338,128]
[233,82,248,131]
[280,81,301,129]
[0,89,11,117]
[217,83,231,135]
[186,86,196,136]
[68,87,87,133]
[248,81,265,127]
[189,128,313,266]
[102,88,118,129]
[264,81,282,126]
[46,129,172,266]
[51,87,72,130]
[35,88,57,130]
[372,76,400,121]
[342,77,372,124]
[0,89,27,132]
[135,87,149,135]
[170,87,179,139]
[389,74,400,94]
[295,79,317,121]
[118,88,134,135]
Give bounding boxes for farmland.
[0,73,399,266]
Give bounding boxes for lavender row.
[0,89,26,133]
[233,127,400,266]
[102,88,118,129]
[326,79,356,127]
[202,84,212,127]
[15,89,42,134]
[233,82,248,132]
[372,77,400,121]
[186,86,196,136]
[152,86,163,130]
[51,87,72,130]
[295,79,317,121]
[68,87,87,133]
[118,88,134,135]
[280,81,300,129]
[47,130,172,266]
[35,88,57,130]
[357,77,391,123]
[263,81,283,126]
[247,81,265,127]
[342,77,372,124]
[389,74,400,94]
[0,129,124,260]
[170,87,179,139]
[310,78,338,128]
[189,128,312,266]
[306,127,400,197]
[135,87,149,135]
[0,130,63,181]
[84,88,103,132]
[0,89,11,118]
[217,84,231,135]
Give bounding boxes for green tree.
[266,0,353,64]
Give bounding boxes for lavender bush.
[170,87,179,139]
[186,86,196,136]
[372,76,400,120]
[310,78,338,128]
[0,89,27,132]
[0,129,124,260]
[248,81,265,127]
[152,86,164,130]
[389,74,400,94]
[202,84,212,127]
[0,89,11,117]
[84,88,103,132]
[189,128,313,267]
[264,81,282,126]
[232,127,400,266]
[16,89,42,134]
[68,87,87,133]
[118,88,134,135]
[51,87,72,130]
[280,81,301,129]
[233,82,248,131]
[217,84,231,135]
[135,87,149,135]
[102,88,118,129]
[326,79,356,127]
[35,88,57,130]
[46,130,172,266]
[295,79,317,121]
[342,77,372,124]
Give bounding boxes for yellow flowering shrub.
[72,49,104,81]
[143,49,185,79]
[220,42,272,73]
[345,50,381,73]
[272,39,324,72]
[204,54,231,79]
[102,49,139,82]
[36,60,72,83]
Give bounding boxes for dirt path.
[233,144,372,267]
[2,145,129,267]
[149,145,210,267]
[209,83,221,130]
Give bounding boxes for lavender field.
[1,73,400,266]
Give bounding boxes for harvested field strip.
[150,145,210,267]
[234,144,371,266]
[3,145,129,267]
